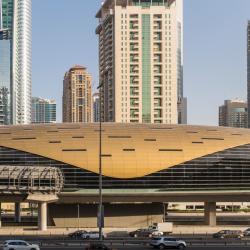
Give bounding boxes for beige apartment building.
[63,65,92,123]
[96,0,186,124]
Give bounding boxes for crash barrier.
[0,238,250,247]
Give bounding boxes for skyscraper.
[96,0,186,124]
[92,92,100,122]
[219,99,247,128]
[0,0,32,125]
[63,65,92,123]
[247,21,250,128]
[31,97,56,124]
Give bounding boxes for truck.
[149,222,173,235]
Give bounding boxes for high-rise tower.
[0,0,32,125]
[96,0,186,124]
[31,97,57,124]
[219,99,247,128]
[63,65,92,123]
[247,21,250,128]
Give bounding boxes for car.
[243,228,250,236]
[68,230,87,239]
[150,237,186,249]
[3,240,40,250]
[129,228,163,238]
[85,243,116,250]
[212,230,243,239]
[81,231,106,240]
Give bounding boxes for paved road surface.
[40,247,250,250]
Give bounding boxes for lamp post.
[98,82,104,241]
[77,204,80,230]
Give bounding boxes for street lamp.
[77,204,80,230]
[97,82,104,241]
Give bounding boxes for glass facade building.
[0,0,13,125]
[92,92,100,122]
[0,124,250,193]
[1,138,250,192]
[31,97,56,124]
[247,21,250,128]
[0,40,11,124]
[0,123,249,229]
[219,100,247,128]
[0,0,14,32]
[0,0,32,125]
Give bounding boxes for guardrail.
[0,238,250,247]
[33,239,250,247]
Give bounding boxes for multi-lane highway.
[37,247,250,250]
[0,234,250,250]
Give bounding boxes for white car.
[81,231,105,240]
[3,240,40,250]
[150,237,186,249]
[244,228,250,236]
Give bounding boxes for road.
[1,235,250,249]
[39,247,250,250]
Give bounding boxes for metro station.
[0,123,250,230]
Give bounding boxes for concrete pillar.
[204,202,216,226]
[38,202,47,231]
[15,203,21,223]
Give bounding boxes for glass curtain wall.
[0,0,13,125]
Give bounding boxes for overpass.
[0,165,63,230]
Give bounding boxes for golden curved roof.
[0,123,250,179]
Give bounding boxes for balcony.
[154,21,162,30]
[108,93,113,99]
[153,43,162,52]
[130,98,139,107]
[154,65,162,74]
[130,32,139,41]
[130,43,139,50]
[130,21,139,29]
[154,87,162,96]
[154,54,162,63]
[130,46,139,52]
[154,32,162,41]
[130,77,139,85]
[154,76,162,85]
[130,65,139,74]
[130,87,139,96]
[108,101,113,109]
[154,98,162,107]
[130,109,139,118]
[154,109,162,118]
[130,55,139,63]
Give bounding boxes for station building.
[0,123,250,229]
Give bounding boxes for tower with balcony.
[96,0,185,124]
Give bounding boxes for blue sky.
[32,0,250,125]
